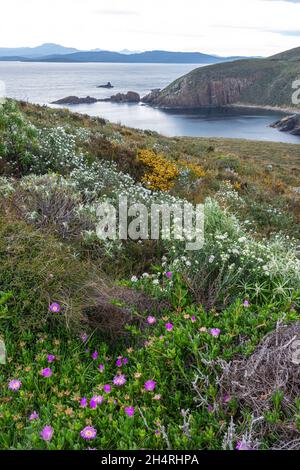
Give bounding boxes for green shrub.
[0,100,37,175]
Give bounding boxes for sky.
[1,0,300,56]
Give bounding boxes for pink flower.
[80,397,88,408]
[47,354,55,363]
[236,441,253,451]
[166,272,173,279]
[80,426,97,440]
[49,303,60,314]
[113,375,126,387]
[125,406,135,417]
[90,395,103,409]
[144,380,156,392]
[165,323,173,331]
[41,368,52,378]
[210,328,221,337]
[81,333,88,343]
[91,351,99,360]
[98,364,104,372]
[123,358,129,365]
[116,358,122,367]
[8,379,22,392]
[40,425,54,442]
[104,385,111,394]
[223,394,231,404]
[191,316,196,323]
[147,316,157,325]
[243,300,250,308]
[29,411,39,421]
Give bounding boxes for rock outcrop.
[52,96,98,105]
[97,82,114,89]
[270,114,300,135]
[109,91,140,103]
[142,89,161,104]
[143,73,258,108]
[52,91,141,106]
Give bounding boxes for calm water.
[0,61,299,144]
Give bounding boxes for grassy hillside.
[0,101,300,450]
[143,47,300,109]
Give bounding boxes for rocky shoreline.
[52,91,141,105]
[51,92,300,138]
[270,114,300,136]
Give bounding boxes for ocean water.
[0,61,299,144]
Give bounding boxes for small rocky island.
[97,82,114,89]
[270,114,300,136]
[52,91,141,106]
[109,91,140,103]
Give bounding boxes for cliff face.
[143,76,257,108]
[142,56,300,110]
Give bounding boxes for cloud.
[280,30,300,35]
[93,9,138,16]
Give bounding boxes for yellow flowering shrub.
[137,149,179,191]
[178,160,206,179]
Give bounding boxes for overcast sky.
[1,0,300,56]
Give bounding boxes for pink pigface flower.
[113,374,127,387]
[80,426,97,440]
[223,394,231,404]
[147,316,157,325]
[90,395,103,409]
[116,358,122,367]
[29,411,39,421]
[236,441,253,451]
[40,425,54,442]
[125,406,135,418]
[98,364,104,372]
[81,333,88,343]
[8,380,22,392]
[103,385,111,394]
[210,328,221,337]
[166,272,173,279]
[47,354,56,363]
[165,323,174,331]
[41,367,53,378]
[49,303,61,314]
[80,397,88,408]
[144,380,157,392]
[91,351,99,360]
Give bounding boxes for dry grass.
[83,279,170,337]
[219,321,300,448]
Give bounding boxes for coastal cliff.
[142,49,300,110]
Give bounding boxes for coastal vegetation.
[0,100,300,450]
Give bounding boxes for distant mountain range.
[0,43,247,64]
[0,43,79,58]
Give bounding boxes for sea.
[0,61,299,144]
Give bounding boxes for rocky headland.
[270,114,300,135]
